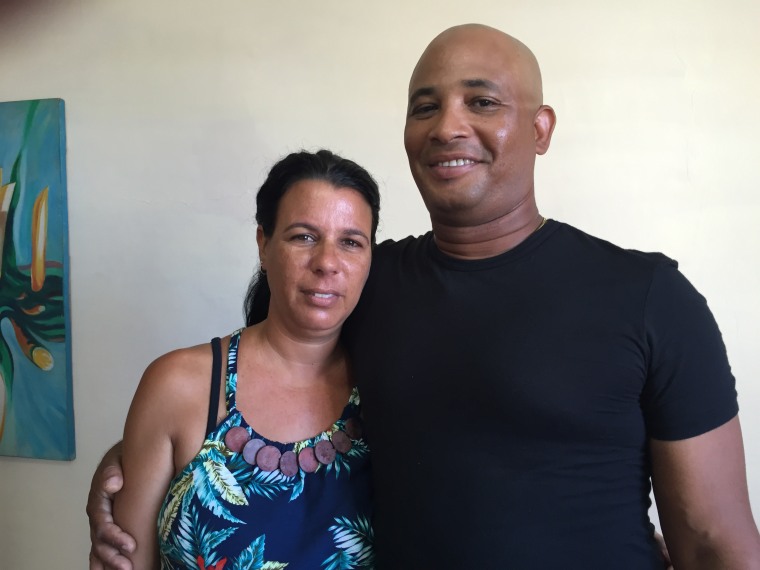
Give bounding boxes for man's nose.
[429,104,468,144]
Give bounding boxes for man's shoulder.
[553,221,677,271]
[373,232,432,259]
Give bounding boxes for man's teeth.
[437,159,475,167]
[312,293,333,299]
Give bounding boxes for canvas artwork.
[0,98,74,460]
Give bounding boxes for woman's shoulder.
[143,342,213,389]
[126,339,226,457]
[148,341,213,375]
[132,339,223,421]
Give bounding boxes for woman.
[113,150,380,569]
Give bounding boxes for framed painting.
[0,98,74,460]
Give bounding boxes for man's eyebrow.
[462,78,499,91]
[408,86,436,105]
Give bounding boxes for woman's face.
[257,179,373,340]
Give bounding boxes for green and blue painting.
[0,98,74,460]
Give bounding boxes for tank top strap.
[205,337,223,436]
[225,328,244,411]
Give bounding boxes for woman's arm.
[113,354,191,570]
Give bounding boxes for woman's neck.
[243,321,345,389]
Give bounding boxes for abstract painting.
[0,98,74,460]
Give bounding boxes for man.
[89,24,760,568]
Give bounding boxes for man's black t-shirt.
[343,220,737,569]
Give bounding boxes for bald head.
[410,24,544,109]
[402,23,556,246]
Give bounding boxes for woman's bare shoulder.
[127,338,230,449]
[134,339,226,411]
[147,342,213,377]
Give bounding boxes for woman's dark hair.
[243,149,381,326]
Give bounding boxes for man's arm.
[87,441,135,570]
[651,415,760,569]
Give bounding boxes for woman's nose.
[311,242,340,274]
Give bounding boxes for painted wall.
[0,0,758,567]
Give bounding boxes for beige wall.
[1,1,758,567]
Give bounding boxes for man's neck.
[431,210,545,260]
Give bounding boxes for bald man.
[89,24,760,569]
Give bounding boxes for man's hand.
[86,442,136,570]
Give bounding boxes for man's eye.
[410,103,437,116]
[342,238,363,248]
[472,98,496,109]
[292,234,316,242]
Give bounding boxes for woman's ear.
[256,226,267,271]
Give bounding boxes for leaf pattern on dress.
[225,449,301,502]
[288,472,305,502]
[159,438,241,542]
[225,329,242,409]
[323,515,375,569]
[344,438,369,459]
[158,470,194,541]
[227,534,289,570]
[159,331,373,568]
[194,461,247,524]
[348,387,360,407]
[226,371,238,407]
[245,467,298,500]
[321,549,356,570]
[159,538,185,569]
[165,503,238,568]
[228,534,264,570]
[325,427,369,479]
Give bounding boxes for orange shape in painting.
[31,347,54,371]
[31,187,49,292]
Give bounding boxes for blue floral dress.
[157,330,374,569]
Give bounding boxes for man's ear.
[256,226,267,271]
[534,104,557,156]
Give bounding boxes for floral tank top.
[157,330,375,569]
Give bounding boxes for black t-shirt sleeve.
[641,262,738,440]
